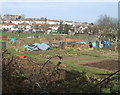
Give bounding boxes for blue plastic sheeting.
[23,44,40,51]
[65,41,76,43]
[106,42,110,46]
[103,42,110,47]
[16,29,23,32]
[103,41,108,47]
[60,41,86,44]
[11,38,16,43]
[75,42,86,44]
[92,42,96,48]
[39,43,50,51]
[24,43,50,51]
[59,41,86,48]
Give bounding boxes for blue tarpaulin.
[75,42,86,44]
[65,41,86,44]
[106,42,110,46]
[103,41,108,47]
[103,42,110,47]
[39,43,50,51]
[24,43,50,51]
[65,41,76,43]
[59,41,86,48]
[16,29,23,32]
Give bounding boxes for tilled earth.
[52,55,119,72]
[82,60,119,72]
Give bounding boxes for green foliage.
[64,24,70,34]
[11,69,25,78]
[57,22,63,34]
[102,88,110,93]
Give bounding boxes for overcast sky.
[1,1,118,23]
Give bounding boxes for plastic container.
[106,42,110,46]
[16,55,26,58]
[0,42,6,49]
[103,41,107,47]
[92,42,96,48]
[11,38,16,43]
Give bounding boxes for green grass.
[7,45,47,63]
[6,43,108,75]
[2,32,97,41]
[3,32,117,75]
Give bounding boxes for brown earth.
[81,60,119,72]
[51,55,97,61]
[2,50,119,94]
[51,55,118,72]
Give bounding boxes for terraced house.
[1,22,16,31]
[1,14,94,35]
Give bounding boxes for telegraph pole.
[118,1,120,91]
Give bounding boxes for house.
[49,24,60,32]
[46,28,52,34]
[32,23,41,30]
[74,24,93,34]
[34,19,47,24]
[47,20,60,25]
[1,22,16,31]
[68,29,75,35]
[3,14,20,20]
[18,22,31,30]
[1,14,95,34]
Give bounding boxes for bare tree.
[57,22,63,34]
[21,14,25,19]
[95,14,118,41]
[39,24,49,32]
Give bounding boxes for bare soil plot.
[51,54,118,71]
[82,60,119,72]
[51,55,96,61]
